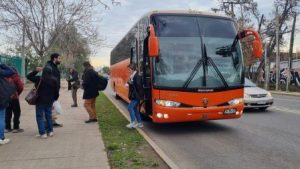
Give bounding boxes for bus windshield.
[152,15,243,90]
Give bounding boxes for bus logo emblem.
[202,98,208,107]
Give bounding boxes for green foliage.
[96,93,160,169]
[102,66,110,74]
[48,24,90,74]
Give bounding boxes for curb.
[270,91,300,97]
[103,92,180,169]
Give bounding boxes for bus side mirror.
[253,39,262,59]
[148,24,159,57]
[239,29,263,59]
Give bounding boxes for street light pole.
[264,43,269,90]
[275,6,280,91]
[21,20,26,83]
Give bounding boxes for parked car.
[244,78,273,111]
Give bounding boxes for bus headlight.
[228,98,243,105]
[155,100,181,107]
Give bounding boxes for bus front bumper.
[151,104,243,123]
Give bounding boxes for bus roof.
[143,10,232,20]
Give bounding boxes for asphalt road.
[105,86,300,169]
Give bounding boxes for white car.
[244,78,273,111]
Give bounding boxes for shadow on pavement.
[243,108,273,114]
[144,121,233,135]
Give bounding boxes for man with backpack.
[82,61,107,123]
[0,64,17,145]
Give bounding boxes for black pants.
[72,87,78,105]
[5,99,21,130]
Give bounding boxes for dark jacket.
[0,64,16,77]
[0,64,17,108]
[128,73,143,100]
[82,67,99,99]
[68,70,80,89]
[45,61,61,89]
[27,69,59,106]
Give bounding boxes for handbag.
[25,78,42,105]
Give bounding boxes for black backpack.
[0,76,16,108]
[96,75,108,91]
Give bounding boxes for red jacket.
[6,73,24,99]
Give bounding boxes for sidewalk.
[0,84,110,169]
[270,90,300,97]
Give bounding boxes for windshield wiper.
[182,44,229,89]
[205,47,229,89]
[182,57,203,88]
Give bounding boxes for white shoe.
[126,122,137,129]
[136,123,143,128]
[48,132,54,137]
[36,134,47,139]
[0,138,10,145]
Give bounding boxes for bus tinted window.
[153,15,236,38]
[153,16,199,37]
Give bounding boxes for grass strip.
[96,92,159,169]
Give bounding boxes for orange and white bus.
[110,10,262,123]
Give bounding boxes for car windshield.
[152,15,243,90]
[245,78,257,87]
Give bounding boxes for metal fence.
[0,55,25,75]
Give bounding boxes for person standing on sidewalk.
[46,53,63,127]
[0,64,17,145]
[27,67,59,138]
[126,63,144,129]
[82,61,99,123]
[5,66,24,133]
[67,67,80,107]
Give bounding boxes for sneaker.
[53,123,63,128]
[126,122,137,129]
[12,128,24,133]
[0,138,10,145]
[48,132,54,137]
[136,123,143,128]
[36,134,47,139]
[5,129,12,133]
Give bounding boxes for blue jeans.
[128,99,142,123]
[36,104,53,135]
[0,108,6,139]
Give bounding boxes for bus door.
[142,35,152,116]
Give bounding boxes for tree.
[0,0,115,59]
[255,0,298,82]
[48,23,91,74]
[217,0,262,77]
[217,0,299,82]
[102,66,110,74]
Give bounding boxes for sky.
[0,0,298,67]
[91,0,300,68]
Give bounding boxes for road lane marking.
[269,106,300,115]
[103,92,180,169]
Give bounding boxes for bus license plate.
[224,108,236,115]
